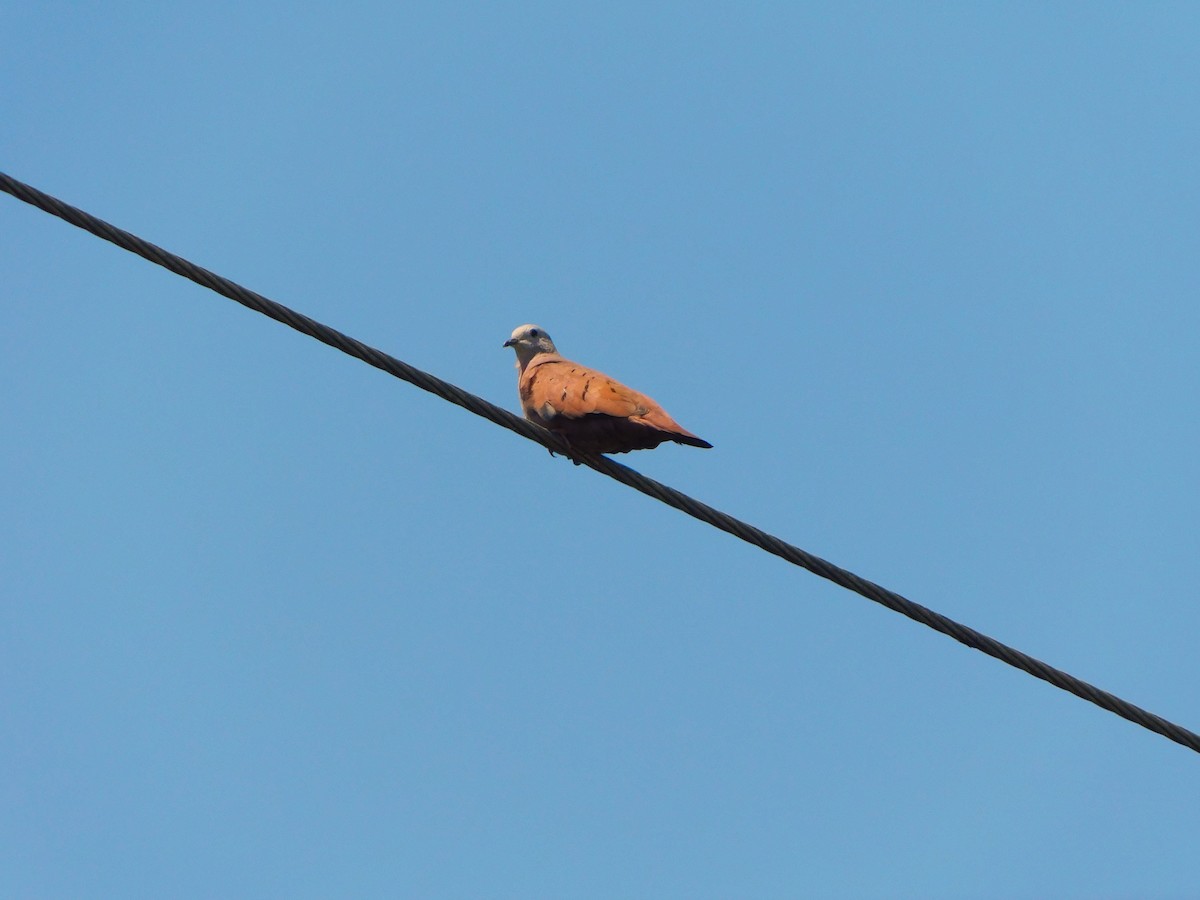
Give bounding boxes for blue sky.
[4,3,1199,897]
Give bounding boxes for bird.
[503,324,712,457]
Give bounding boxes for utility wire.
[3,169,1197,755]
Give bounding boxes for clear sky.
[4,3,1199,897]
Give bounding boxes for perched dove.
[503,324,712,456]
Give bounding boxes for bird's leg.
[556,433,587,466]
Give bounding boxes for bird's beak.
[502,338,515,348]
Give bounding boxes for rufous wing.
[520,357,712,454]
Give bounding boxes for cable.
[3,169,1197,755]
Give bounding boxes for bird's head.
[503,324,558,366]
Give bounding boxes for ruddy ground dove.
[504,324,712,456]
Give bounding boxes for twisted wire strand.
[3,169,1196,754]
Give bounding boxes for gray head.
[503,324,558,367]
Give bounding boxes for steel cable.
[3,169,1196,754]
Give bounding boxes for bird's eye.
[530,329,540,337]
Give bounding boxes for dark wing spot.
[581,380,591,401]
[520,371,537,402]
[561,388,568,401]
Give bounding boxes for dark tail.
[672,431,713,449]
